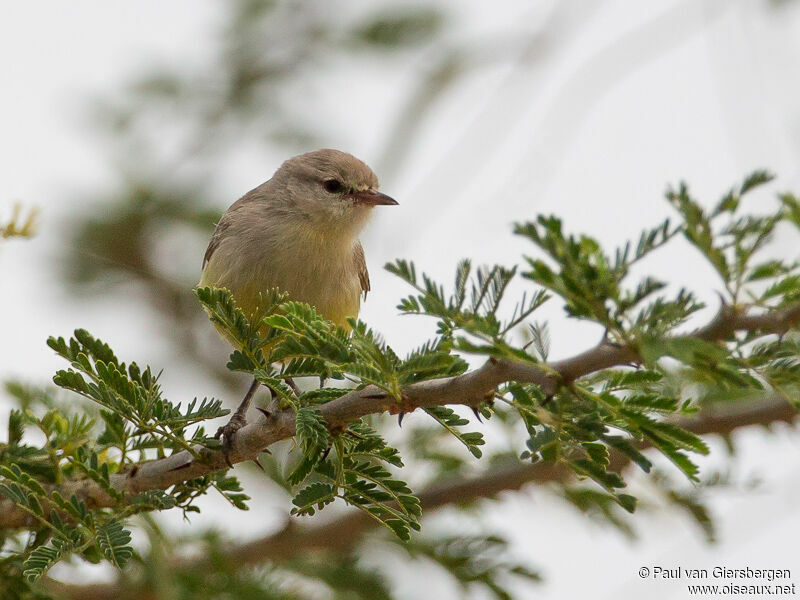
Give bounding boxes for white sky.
[1,0,800,598]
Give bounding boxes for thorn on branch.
[389,393,416,428]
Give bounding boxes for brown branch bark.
[44,394,797,600]
[3,301,799,533]
[181,393,800,567]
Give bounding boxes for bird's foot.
[215,411,247,467]
[286,377,301,397]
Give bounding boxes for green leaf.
[287,454,318,487]
[631,416,709,455]
[525,426,557,456]
[747,259,789,282]
[353,8,443,47]
[7,409,25,446]
[295,407,329,454]
[739,170,774,195]
[762,274,800,301]
[96,520,134,568]
[666,182,730,281]
[568,458,625,491]
[291,483,336,516]
[582,442,609,467]
[424,406,485,458]
[639,336,729,366]
[385,518,412,541]
[616,493,637,513]
[214,473,250,511]
[23,538,73,582]
[603,436,653,473]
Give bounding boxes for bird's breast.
[201,226,362,327]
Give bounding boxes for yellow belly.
[199,259,360,334]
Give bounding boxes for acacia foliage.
[1,172,799,598]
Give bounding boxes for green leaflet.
[23,538,74,583]
[96,520,134,568]
[291,483,336,516]
[424,406,485,458]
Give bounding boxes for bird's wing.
[202,193,257,269]
[354,241,370,300]
[202,216,231,269]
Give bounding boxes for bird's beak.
[349,189,398,206]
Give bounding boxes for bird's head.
[271,149,397,237]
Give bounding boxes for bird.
[199,149,398,458]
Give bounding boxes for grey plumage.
[200,149,394,327]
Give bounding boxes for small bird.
[200,149,397,455]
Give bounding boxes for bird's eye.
[322,179,345,194]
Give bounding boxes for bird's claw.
[285,377,301,397]
[215,412,247,468]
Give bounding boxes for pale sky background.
[1,1,800,598]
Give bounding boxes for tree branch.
[44,394,797,600]
[2,301,799,532]
[182,393,800,567]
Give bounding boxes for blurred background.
[2,0,800,598]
